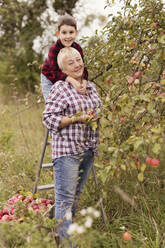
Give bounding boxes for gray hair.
[57,47,81,70]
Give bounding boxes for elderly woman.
[43,47,102,247]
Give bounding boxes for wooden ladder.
[33,128,107,224]
[33,128,54,193]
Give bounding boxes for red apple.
[10,215,18,221]
[41,198,47,204]
[150,158,160,167]
[24,195,33,203]
[130,42,135,47]
[145,157,152,164]
[123,232,132,241]
[134,71,141,79]
[17,195,25,201]
[3,207,10,215]
[152,82,157,88]
[153,22,158,28]
[0,210,3,219]
[32,204,39,211]
[132,154,137,160]
[8,200,15,205]
[120,117,125,122]
[106,77,112,83]
[9,195,20,204]
[128,76,134,84]
[1,215,11,222]
[114,173,120,178]
[148,8,153,14]
[46,200,53,206]
[135,160,140,165]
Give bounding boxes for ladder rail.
[33,128,49,194]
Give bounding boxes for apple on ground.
[1,215,11,222]
[123,232,132,241]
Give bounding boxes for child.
[41,14,88,101]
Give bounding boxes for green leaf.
[130,161,136,168]
[107,113,113,120]
[100,170,108,183]
[160,79,165,85]
[152,143,161,154]
[120,164,126,170]
[134,138,144,150]
[100,117,109,128]
[147,102,155,114]
[137,108,146,114]
[139,94,150,102]
[151,127,161,134]
[90,121,97,131]
[95,163,104,168]
[108,147,116,153]
[141,164,146,172]
[138,172,144,182]
[158,34,165,44]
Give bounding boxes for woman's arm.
[59,113,90,128]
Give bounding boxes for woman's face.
[62,53,84,81]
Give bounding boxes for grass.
[0,91,165,247]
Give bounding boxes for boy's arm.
[66,76,87,94]
[41,42,68,83]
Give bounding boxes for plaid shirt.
[41,39,88,84]
[43,81,102,160]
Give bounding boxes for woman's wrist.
[71,115,78,123]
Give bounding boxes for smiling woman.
[43,47,102,247]
[57,48,84,82]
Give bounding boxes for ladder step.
[42,163,53,168]
[37,184,54,191]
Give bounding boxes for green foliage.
[53,0,79,15]
[0,214,56,248]
[0,0,46,92]
[83,0,165,184]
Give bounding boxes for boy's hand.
[66,77,87,94]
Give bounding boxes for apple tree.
[83,0,165,183]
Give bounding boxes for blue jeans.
[41,73,53,102]
[53,149,94,246]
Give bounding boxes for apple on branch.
[134,71,142,79]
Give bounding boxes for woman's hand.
[78,113,91,123]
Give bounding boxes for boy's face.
[56,25,78,47]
